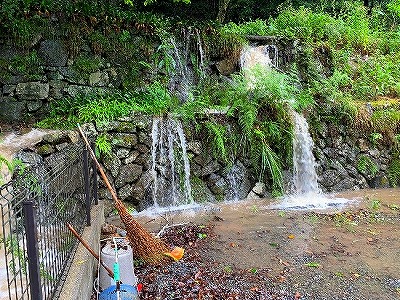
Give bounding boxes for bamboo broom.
[77,124,183,263]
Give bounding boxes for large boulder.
[115,164,143,188]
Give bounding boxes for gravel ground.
[101,189,400,300]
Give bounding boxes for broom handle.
[67,223,114,278]
[77,124,119,203]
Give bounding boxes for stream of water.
[150,117,194,211]
[270,111,351,210]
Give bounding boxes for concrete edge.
[60,201,104,300]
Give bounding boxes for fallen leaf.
[194,270,202,280]
[229,242,236,247]
[305,262,320,268]
[278,258,290,266]
[137,283,143,292]
[295,291,301,299]
[278,275,286,282]
[76,260,86,265]
[288,234,295,239]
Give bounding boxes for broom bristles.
[114,197,169,262]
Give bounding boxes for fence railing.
[0,141,97,300]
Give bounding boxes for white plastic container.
[99,240,138,291]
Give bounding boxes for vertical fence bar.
[83,146,91,226]
[23,199,43,300]
[91,143,98,205]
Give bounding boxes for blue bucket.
[99,284,139,300]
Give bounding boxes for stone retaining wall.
[25,115,395,211]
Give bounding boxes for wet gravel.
[135,224,295,300]
[101,191,400,300]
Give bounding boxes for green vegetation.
[333,213,358,232]
[388,158,400,187]
[95,134,112,158]
[0,156,24,186]
[3,0,400,193]
[0,236,27,275]
[72,56,103,79]
[305,262,321,268]
[0,51,44,81]
[356,155,379,177]
[369,198,382,210]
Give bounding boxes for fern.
[251,129,283,194]
[238,103,258,135]
[95,133,112,158]
[357,155,378,177]
[205,121,228,163]
[388,158,400,187]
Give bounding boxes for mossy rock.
[111,133,138,147]
[36,144,55,155]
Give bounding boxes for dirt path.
[108,188,400,299]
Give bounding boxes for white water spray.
[195,29,205,73]
[240,44,278,70]
[271,112,350,210]
[292,112,321,195]
[150,117,193,209]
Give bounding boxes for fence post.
[83,146,91,226]
[91,143,98,205]
[23,199,43,300]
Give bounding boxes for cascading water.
[240,45,350,209]
[140,30,206,214]
[271,112,350,209]
[240,44,278,70]
[292,111,322,195]
[169,28,206,102]
[150,116,194,210]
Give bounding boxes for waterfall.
[239,45,350,209]
[240,44,278,70]
[150,117,193,209]
[225,162,247,202]
[195,28,205,76]
[292,112,322,195]
[268,111,350,209]
[169,28,206,102]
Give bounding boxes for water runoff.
[139,42,353,216]
[240,44,352,210]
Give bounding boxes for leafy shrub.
[204,121,229,163]
[72,56,102,79]
[222,19,269,36]
[357,155,378,177]
[95,134,112,158]
[371,109,400,136]
[353,55,400,100]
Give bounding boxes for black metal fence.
[0,141,97,300]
